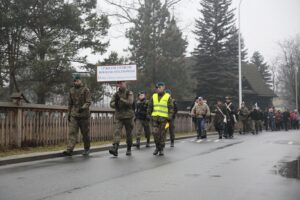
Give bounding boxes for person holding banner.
[147,82,174,156]
[109,81,134,157]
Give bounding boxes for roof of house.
[242,64,275,97]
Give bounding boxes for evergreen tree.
[193,0,239,104]
[0,0,110,103]
[159,17,189,99]
[127,0,189,99]
[127,0,169,91]
[250,51,272,87]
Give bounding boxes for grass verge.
[0,132,196,158]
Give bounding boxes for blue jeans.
[197,118,205,133]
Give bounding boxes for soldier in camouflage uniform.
[147,82,174,156]
[63,74,91,156]
[238,101,250,134]
[109,81,134,157]
[165,89,178,147]
[134,91,151,148]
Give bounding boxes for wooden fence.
[0,102,192,148]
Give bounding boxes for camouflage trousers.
[67,116,90,151]
[152,117,168,148]
[135,119,151,141]
[113,118,133,145]
[168,119,175,143]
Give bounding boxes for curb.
[0,132,218,166]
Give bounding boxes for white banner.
[97,64,137,82]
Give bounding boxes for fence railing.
[0,102,193,148]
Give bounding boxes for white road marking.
[214,140,220,143]
[196,140,203,143]
[207,139,212,142]
[288,141,293,145]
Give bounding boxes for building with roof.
[242,63,275,109]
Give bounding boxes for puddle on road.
[277,157,300,179]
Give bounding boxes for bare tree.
[276,35,300,108]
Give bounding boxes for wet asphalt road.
[0,130,300,200]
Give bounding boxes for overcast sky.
[91,0,300,64]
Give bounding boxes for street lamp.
[238,0,244,108]
[295,65,298,111]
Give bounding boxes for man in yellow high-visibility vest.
[147,82,174,156]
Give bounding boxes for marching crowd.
[190,96,300,141]
[61,74,299,157]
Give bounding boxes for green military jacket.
[147,92,174,121]
[68,83,91,118]
[239,106,250,121]
[110,88,134,119]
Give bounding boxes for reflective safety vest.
[151,93,170,118]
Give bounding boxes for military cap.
[156,82,165,87]
[225,96,232,100]
[73,73,81,80]
[165,89,172,94]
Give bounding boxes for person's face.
[198,99,203,104]
[157,85,165,93]
[117,81,127,89]
[217,101,222,106]
[74,79,81,86]
[226,99,231,103]
[139,94,145,100]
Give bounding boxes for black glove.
[68,114,71,122]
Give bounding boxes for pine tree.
[127,0,189,98]
[159,17,189,99]
[193,0,239,104]
[250,51,272,87]
[127,0,169,91]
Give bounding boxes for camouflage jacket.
[110,88,134,119]
[238,106,250,121]
[68,83,91,118]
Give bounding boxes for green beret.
[156,82,165,87]
[73,73,81,80]
[165,89,171,94]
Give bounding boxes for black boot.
[62,150,73,156]
[170,140,174,147]
[126,144,132,156]
[136,139,140,149]
[159,145,164,156]
[146,138,150,147]
[82,149,90,156]
[153,143,159,155]
[109,143,119,157]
